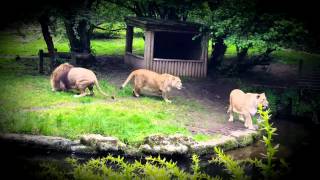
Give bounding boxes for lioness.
[50,63,114,99]
[120,69,182,103]
[227,89,268,130]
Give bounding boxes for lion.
[50,63,114,99]
[227,89,269,130]
[120,69,182,103]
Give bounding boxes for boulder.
[139,134,196,155]
[80,134,126,152]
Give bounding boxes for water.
[227,119,320,179]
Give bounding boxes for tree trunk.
[64,15,94,66]
[237,47,249,62]
[64,17,82,53]
[38,14,56,71]
[78,19,91,53]
[208,36,227,72]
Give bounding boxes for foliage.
[38,154,218,179]
[89,1,133,38]
[108,0,207,21]
[37,162,70,180]
[250,107,280,178]
[211,147,249,180]
[211,106,288,179]
[190,0,309,73]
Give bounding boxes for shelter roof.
[125,16,206,33]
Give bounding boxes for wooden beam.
[144,31,154,69]
[201,33,209,77]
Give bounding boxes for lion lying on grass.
[227,89,269,130]
[120,69,182,103]
[50,63,114,99]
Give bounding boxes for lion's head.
[257,93,269,109]
[169,75,183,90]
[50,63,74,91]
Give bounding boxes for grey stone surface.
[0,133,76,151]
[80,134,126,152]
[0,129,260,156]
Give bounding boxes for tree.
[107,0,206,21]
[60,0,95,54]
[191,0,308,74]
[38,13,57,71]
[190,0,256,73]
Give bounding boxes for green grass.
[193,134,217,142]
[2,103,190,144]
[0,58,204,144]
[210,40,320,65]
[272,49,320,65]
[0,31,144,56]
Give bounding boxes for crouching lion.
[227,89,269,130]
[50,63,114,99]
[120,69,182,103]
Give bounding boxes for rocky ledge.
[0,129,260,156]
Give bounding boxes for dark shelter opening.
[154,32,202,60]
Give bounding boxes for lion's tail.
[94,79,115,99]
[120,71,135,89]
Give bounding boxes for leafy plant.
[211,105,288,179]
[43,154,217,180]
[211,147,249,180]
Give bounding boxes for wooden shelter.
[124,17,209,77]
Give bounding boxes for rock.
[229,129,260,147]
[0,133,76,151]
[80,134,126,152]
[0,130,260,157]
[191,135,238,155]
[139,134,196,155]
[70,145,96,154]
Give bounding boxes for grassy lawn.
[0,31,145,56]
[0,58,210,145]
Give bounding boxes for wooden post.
[38,49,44,74]
[70,52,77,65]
[125,25,133,53]
[49,48,58,72]
[144,31,154,69]
[298,59,303,76]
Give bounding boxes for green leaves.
[211,105,288,179]
[60,154,215,179]
[211,147,249,180]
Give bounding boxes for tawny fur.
[50,63,74,91]
[227,89,269,130]
[50,63,114,99]
[120,69,182,103]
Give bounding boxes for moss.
[219,138,239,151]
[236,134,254,147]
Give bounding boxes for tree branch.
[91,24,125,32]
